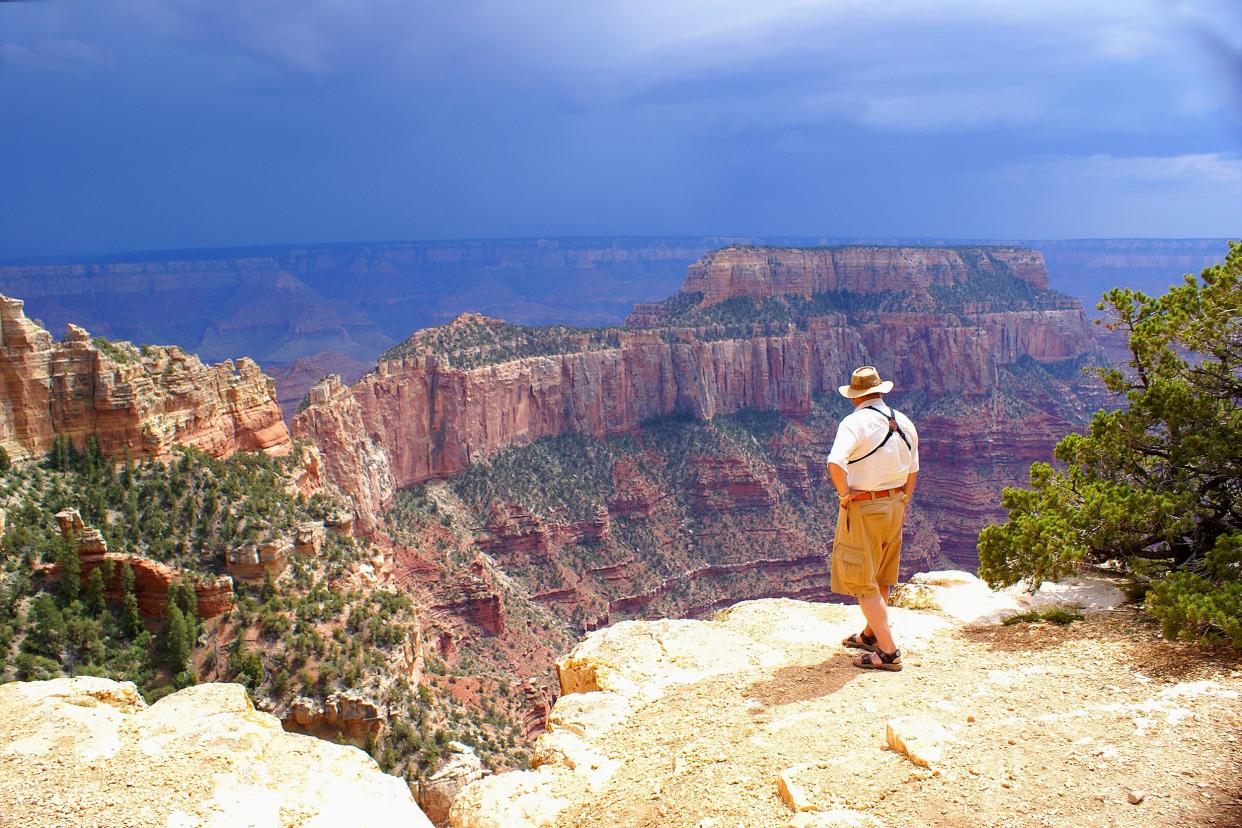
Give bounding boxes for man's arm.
[903,471,918,500]
[828,461,851,506]
[825,418,857,507]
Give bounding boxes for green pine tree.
[979,242,1241,646]
[85,567,107,616]
[161,600,192,676]
[26,594,66,660]
[55,534,80,603]
[170,579,199,643]
[51,435,70,472]
[120,564,142,639]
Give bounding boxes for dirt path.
[552,607,1242,828]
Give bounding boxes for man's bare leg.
[858,592,897,655]
[861,584,892,639]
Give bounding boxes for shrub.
[1001,607,1083,626]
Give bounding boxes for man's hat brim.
[839,380,894,399]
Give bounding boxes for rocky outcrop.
[418,742,487,826]
[0,678,434,828]
[225,537,296,582]
[53,508,234,618]
[286,691,386,741]
[687,455,777,512]
[0,293,291,463]
[432,560,507,636]
[478,503,610,567]
[450,572,1242,828]
[607,459,662,517]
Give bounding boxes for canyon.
[0,240,1220,826]
[294,245,1106,632]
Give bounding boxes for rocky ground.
[451,573,1242,828]
[0,677,434,828]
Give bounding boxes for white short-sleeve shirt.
[825,400,919,492]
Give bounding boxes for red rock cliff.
[0,293,291,462]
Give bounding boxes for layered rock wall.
[0,293,291,462]
[294,245,1098,580]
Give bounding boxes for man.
[826,366,919,671]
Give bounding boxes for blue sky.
[1,0,1240,258]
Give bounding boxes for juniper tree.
[55,534,80,603]
[979,241,1241,646]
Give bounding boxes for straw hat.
[839,365,894,399]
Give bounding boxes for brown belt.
[850,487,904,502]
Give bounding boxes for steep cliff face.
[292,373,394,535]
[0,293,291,462]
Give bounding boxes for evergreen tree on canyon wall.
[979,241,1241,646]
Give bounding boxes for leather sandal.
[854,648,902,671]
[842,631,878,652]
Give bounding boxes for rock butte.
[0,677,434,827]
[0,292,291,463]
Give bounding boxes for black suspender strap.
[847,406,912,465]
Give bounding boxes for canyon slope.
[295,245,1106,630]
[0,292,291,462]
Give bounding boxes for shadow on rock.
[744,653,861,707]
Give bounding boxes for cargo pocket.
[831,541,872,596]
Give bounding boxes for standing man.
[826,366,919,671]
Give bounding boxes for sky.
[1,0,1240,258]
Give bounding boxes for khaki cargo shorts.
[829,493,907,598]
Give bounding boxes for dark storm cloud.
[0,0,1239,258]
